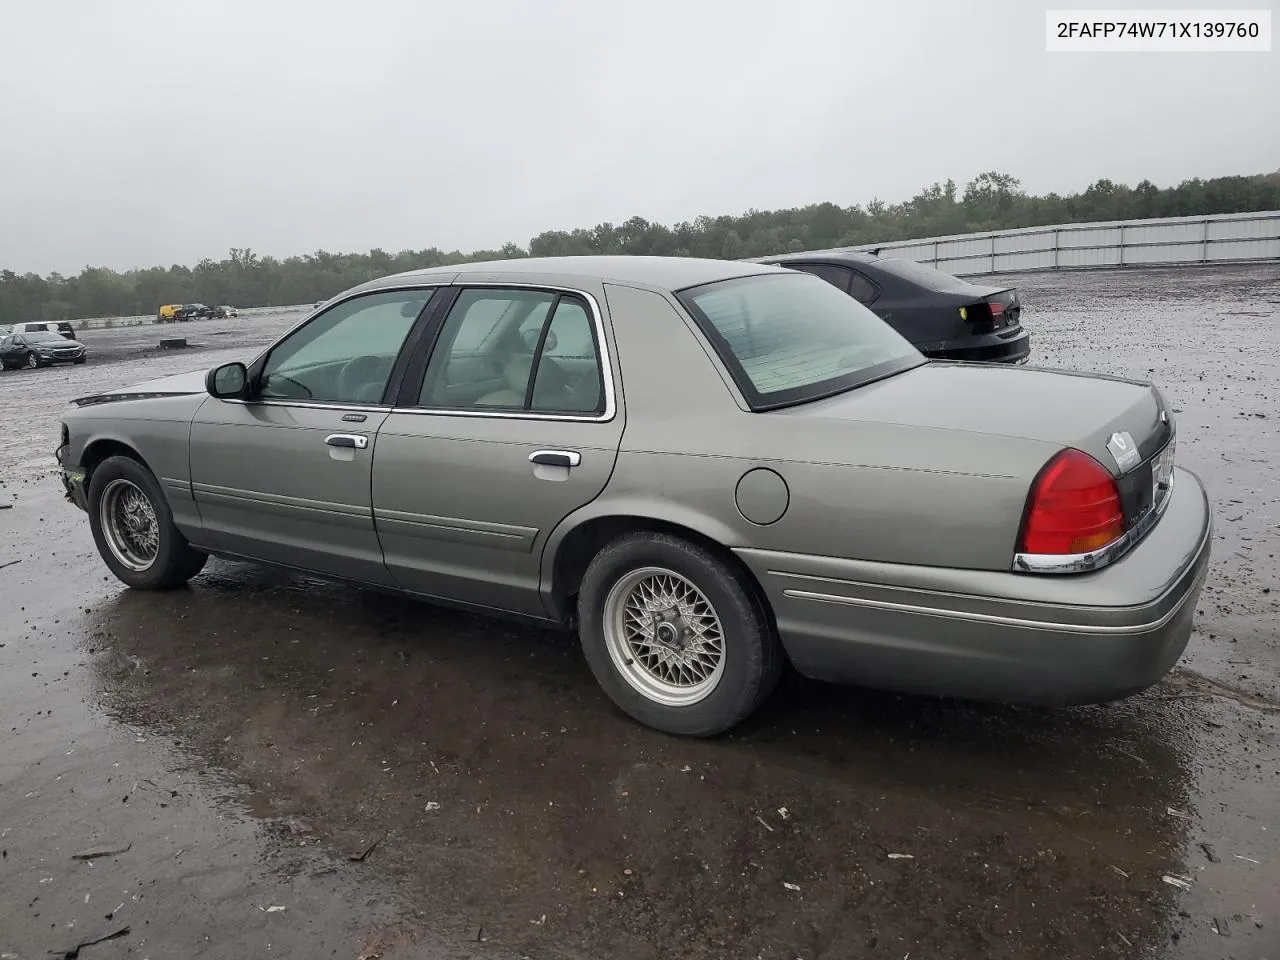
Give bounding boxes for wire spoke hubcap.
[100,478,160,572]
[603,567,726,706]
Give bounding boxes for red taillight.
[1019,449,1125,555]
[988,300,1005,318]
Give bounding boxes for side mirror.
[206,362,249,399]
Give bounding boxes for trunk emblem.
[1107,431,1141,472]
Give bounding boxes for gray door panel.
[372,282,624,616]
[373,415,621,616]
[190,401,391,584]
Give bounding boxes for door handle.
[325,433,369,449]
[529,449,581,468]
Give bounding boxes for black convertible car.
[755,250,1030,364]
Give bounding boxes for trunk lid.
[776,361,1172,477]
[961,286,1021,333]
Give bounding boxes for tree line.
[3,169,1278,324]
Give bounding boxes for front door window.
[259,290,433,404]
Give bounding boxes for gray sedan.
[56,256,1211,735]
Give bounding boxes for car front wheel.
[577,531,783,736]
[88,455,208,589]
[25,354,39,369]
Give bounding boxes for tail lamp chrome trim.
[1013,468,1176,575]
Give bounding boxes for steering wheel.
[336,355,391,404]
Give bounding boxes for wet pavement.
[2,264,1278,959]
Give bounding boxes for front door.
[373,284,624,617]
[189,287,442,584]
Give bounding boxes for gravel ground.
[1,264,1277,960]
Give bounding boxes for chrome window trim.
[394,283,618,423]
[388,406,611,423]
[222,399,391,413]
[1013,468,1176,575]
[220,281,617,423]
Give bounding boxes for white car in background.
[10,321,77,339]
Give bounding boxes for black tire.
[577,531,784,736]
[25,353,39,369]
[87,455,207,589]
[73,358,86,365]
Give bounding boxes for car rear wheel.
[88,455,207,589]
[577,531,783,736]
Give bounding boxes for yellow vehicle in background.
[157,304,181,322]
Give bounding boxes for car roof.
[750,249,882,266]
[357,255,786,295]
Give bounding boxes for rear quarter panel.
[549,282,1058,575]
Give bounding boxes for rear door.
[372,283,624,617]
[189,287,444,583]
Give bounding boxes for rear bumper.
[923,328,1031,364]
[735,466,1212,706]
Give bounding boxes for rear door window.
[417,288,605,415]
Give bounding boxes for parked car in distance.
[2,330,87,369]
[754,250,1030,364]
[174,303,213,321]
[10,320,75,338]
[57,256,1208,736]
[158,304,181,322]
[211,305,239,318]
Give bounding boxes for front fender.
[60,394,210,539]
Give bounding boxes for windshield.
[873,257,978,294]
[677,272,923,410]
[26,332,66,343]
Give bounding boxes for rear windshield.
[873,257,977,293]
[676,272,923,410]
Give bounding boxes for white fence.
[831,210,1280,277]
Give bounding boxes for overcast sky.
[1,0,1276,275]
